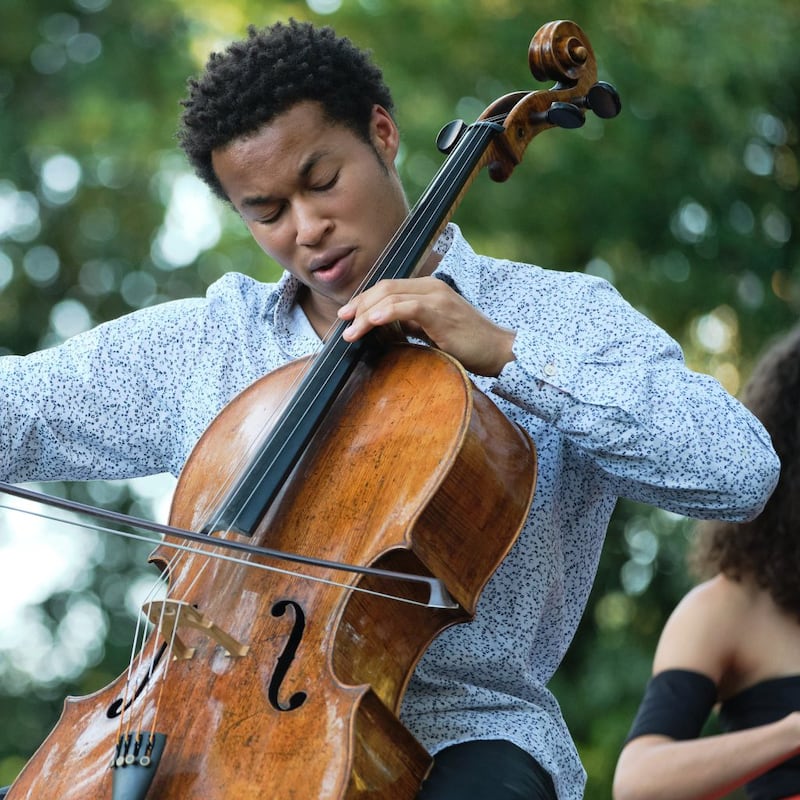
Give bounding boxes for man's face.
[211,101,409,333]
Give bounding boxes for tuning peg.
[545,102,585,129]
[436,119,467,154]
[586,81,622,119]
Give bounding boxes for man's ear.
[369,104,400,163]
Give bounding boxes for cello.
[4,19,620,799]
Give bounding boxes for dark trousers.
[417,739,557,800]
[0,741,556,800]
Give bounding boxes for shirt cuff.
[488,327,574,423]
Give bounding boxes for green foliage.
[0,0,797,795]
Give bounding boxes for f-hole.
[268,600,307,712]
[106,641,169,719]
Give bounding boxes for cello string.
[154,111,510,545]
[122,599,162,746]
[193,115,506,536]
[205,119,502,540]
[115,596,151,753]
[145,597,183,744]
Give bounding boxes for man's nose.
[294,200,332,246]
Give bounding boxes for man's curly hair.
[689,325,800,617]
[178,20,394,200]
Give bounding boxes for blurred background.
[0,0,797,795]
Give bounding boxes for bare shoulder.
[727,577,800,691]
[653,575,749,681]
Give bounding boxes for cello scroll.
[438,20,620,181]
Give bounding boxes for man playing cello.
[0,19,778,800]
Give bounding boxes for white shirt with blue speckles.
[0,224,779,798]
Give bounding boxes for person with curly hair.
[614,325,800,800]
[0,19,780,800]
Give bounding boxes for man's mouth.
[308,247,355,282]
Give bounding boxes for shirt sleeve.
[486,271,779,521]
[0,298,211,483]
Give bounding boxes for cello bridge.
[143,599,250,660]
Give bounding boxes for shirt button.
[544,363,557,377]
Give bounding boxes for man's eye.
[313,172,339,191]
[258,206,283,224]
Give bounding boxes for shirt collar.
[268,271,321,358]
[267,222,479,354]
[433,223,481,301]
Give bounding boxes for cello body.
[8,344,536,798]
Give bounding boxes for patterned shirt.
[0,224,779,798]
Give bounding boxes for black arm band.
[625,669,717,743]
